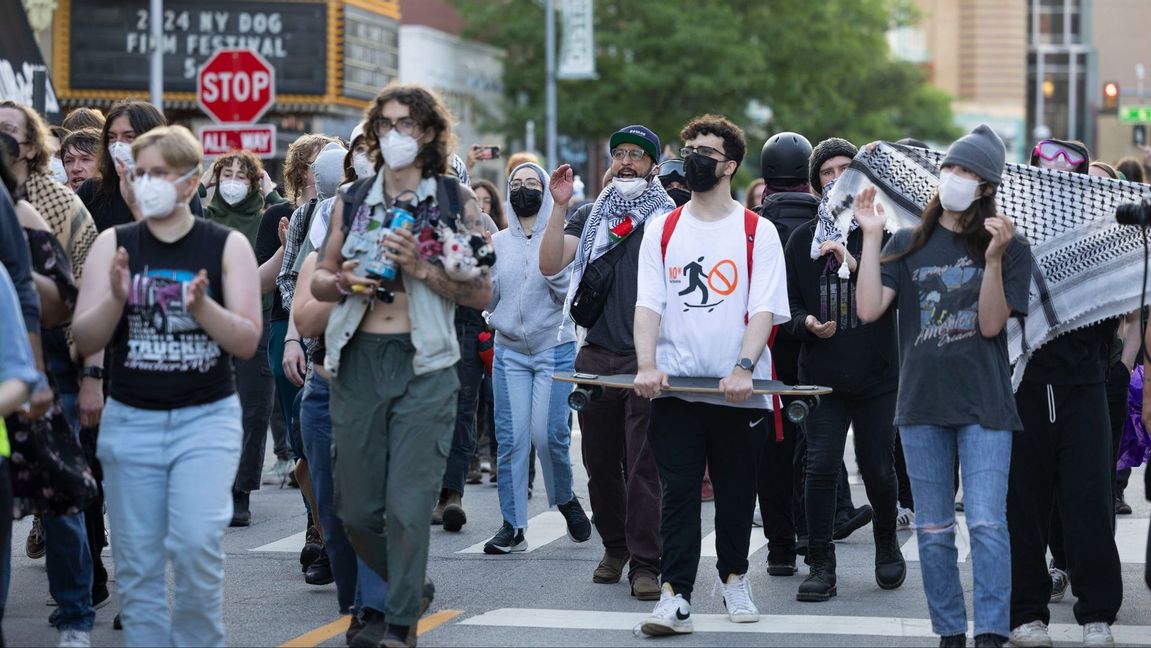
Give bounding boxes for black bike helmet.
[760,132,812,183]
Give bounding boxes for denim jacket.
[324,175,459,376]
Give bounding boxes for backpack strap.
[339,177,376,239]
[660,205,685,263]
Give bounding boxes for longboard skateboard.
[553,372,832,423]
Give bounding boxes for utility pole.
[545,0,557,170]
[150,0,164,110]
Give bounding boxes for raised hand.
[278,216,290,246]
[549,164,574,205]
[853,186,887,234]
[984,213,1015,261]
[110,246,131,303]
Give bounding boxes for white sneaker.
[1009,620,1053,647]
[57,629,91,648]
[719,573,760,623]
[752,505,763,527]
[262,458,292,485]
[895,506,915,529]
[640,584,693,636]
[1083,622,1115,646]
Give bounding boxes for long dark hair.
[884,190,997,264]
[95,101,166,199]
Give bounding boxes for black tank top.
[109,219,235,409]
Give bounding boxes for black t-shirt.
[1022,320,1117,384]
[108,219,235,410]
[78,179,203,232]
[881,226,1032,431]
[256,201,293,321]
[565,203,643,354]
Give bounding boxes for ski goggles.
[657,158,686,183]
[1033,140,1087,166]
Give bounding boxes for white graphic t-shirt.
[636,202,791,409]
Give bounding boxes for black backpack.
[757,191,818,248]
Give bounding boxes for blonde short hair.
[131,125,203,175]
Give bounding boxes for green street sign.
[1120,105,1151,124]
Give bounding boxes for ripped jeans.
[900,425,1012,638]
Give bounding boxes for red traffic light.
[1104,81,1119,99]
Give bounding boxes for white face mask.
[108,142,134,172]
[612,177,648,201]
[218,179,250,206]
[937,170,981,213]
[380,130,419,170]
[132,170,195,220]
[49,156,68,185]
[352,153,375,179]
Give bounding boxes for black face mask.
[684,153,722,193]
[667,187,691,207]
[509,187,543,219]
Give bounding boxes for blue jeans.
[299,371,362,614]
[98,396,242,647]
[900,425,1012,638]
[493,342,576,528]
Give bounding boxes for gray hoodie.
[488,163,575,355]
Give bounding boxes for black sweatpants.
[1008,380,1123,627]
[757,402,798,564]
[649,398,768,601]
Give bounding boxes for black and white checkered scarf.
[824,142,1151,387]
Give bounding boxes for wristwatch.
[81,366,106,381]
[734,357,755,372]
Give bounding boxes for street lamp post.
[545,0,557,170]
[150,0,164,110]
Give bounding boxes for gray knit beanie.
[809,138,858,195]
[941,124,1006,186]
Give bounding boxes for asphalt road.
[7,429,1151,647]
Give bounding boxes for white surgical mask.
[218,179,250,206]
[612,177,648,201]
[49,156,68,185]
[132,170,194,220]
[937,170,981,213]
[352,153,375,179]
[379,130,419,170]
[108,142,134,172]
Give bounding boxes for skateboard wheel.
[785,396,819,424]
[568,385,602,412]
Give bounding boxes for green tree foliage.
[450,0,959,162]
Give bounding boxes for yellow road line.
[280,610,464,647]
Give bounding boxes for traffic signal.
[1103,81,1120,113]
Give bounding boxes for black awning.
[0,1,61,123]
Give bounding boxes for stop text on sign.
[200,69,272,104]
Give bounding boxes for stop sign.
[197,49,276,124]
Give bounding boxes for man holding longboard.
[631,115,792,637]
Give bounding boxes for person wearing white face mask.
[199,149,290,527]
[855,124,1033,648]
[71,125,262,647]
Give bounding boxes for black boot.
[230,490,251,527]
[873,522,906,590]
[796,543,836,602]
[305,549,335,585]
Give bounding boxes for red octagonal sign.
[197,49,276,124]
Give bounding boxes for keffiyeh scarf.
[809,178,858,260]
[563,181,676,319]
[824,142,1151,388]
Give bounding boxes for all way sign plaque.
[200,124,278,158]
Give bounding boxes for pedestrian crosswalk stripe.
[459,608,1151,643]
[251,530,308,553]
[457,511,571,554]
[701,529,769,558]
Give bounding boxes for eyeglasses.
[680,145,729,161]
[1034,140,1086,166]
[509,178,542,191]
[610,148,647,162]
[375,117,417,136]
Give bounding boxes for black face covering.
[667,187,691,207]
[684,153,722,193]
[509,187,543,219]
